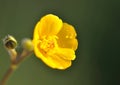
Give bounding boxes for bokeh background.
[0,0,120,85]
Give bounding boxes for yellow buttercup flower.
[32,14,78,70]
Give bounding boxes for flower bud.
[3,35,17,49]
[22,38,33,51]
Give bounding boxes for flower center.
[39,36,58,54]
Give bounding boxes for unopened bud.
[3,35,17,49]
[22,38,33,51]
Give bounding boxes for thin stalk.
[0,66,15,85]
[0,50,33,85]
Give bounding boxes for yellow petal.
[48,54,72,70]
[55,48,76,60]
[36,14,63,37]
[33,42,74,69]
[33,40,44,59]
[57,23,78,50]
[47,47,76,69]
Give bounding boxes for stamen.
[39,36,57,54]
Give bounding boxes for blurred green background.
[0,0,120,85]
